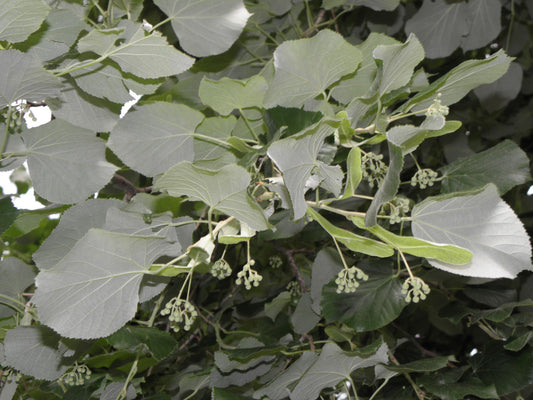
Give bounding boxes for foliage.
[0,0,532,399]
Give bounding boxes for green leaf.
[441,140,532,195]
[322,262,406,332]
[194,116,237,170]
[264,29,362,108]
[404,0,469,59]
[307,207,393,257]
[0,258,36,318]
[264,291,292,321]
[310,248,343,314]
[290,342,389,399]
[411,184,533,279]
[100,383,137,400]
[0,197,19,235]
[154,0,251,57]
[292,293,321,335]
[339,147,362,200]
[3,326,81,380]
[254,352,318,400]
[403,50,512,112]
[109,102,204,177]
[107,326,177,361]
[198,75,267,115]
[473,62,523,112]
[21,119,117,204]
[331,33,400,104]
[0,0,50,43]
[351,0,399,11]
[373,33,424,96]
[267,120,339,220]
[77,20,194,79]
[33,229,176,339]
[351,216,472,265]
[383,356,454,373]
[0,49,61,109]
[460,0,502,52]
[471,343,533,395]
[154,162,270,231]
[212,388,254,400]
[365,142,403,227]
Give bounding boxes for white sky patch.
[0,162,45,210]
[528,185,533,196]
[120,90,141,118]
[226,6,252,26]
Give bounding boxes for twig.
[274,245,312,292]
[112,173,151,201]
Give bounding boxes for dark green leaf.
[292,293,320,334]
[0,197,19,235]
[473,62,523,112]
[310,248,343,314]
[460,0,502,52]
[417,368,498,400]
[212,388,254,400]
[107,326,177,361]
[383,356,454,373]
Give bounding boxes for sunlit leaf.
[0,0,50,43]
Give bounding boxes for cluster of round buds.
[269,255,283,269]
[401,277,431,303]
[2,107,25,132]
[1,368,21,384]
[381,197,410,224]
[286,280,301,298]
[161,298,197,333]
[426,93,449,117]
[411,169,439,189]
[236,259,263,290]
[210,258,232,280]
[335,266,369,294]
[59,364,91,386]
[362,152,388,188]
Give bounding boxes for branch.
[112,173,152,201]
[274,245,313,292]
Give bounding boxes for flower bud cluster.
[286,280,301,298]
[236,259,263,290]
[426,94,449,117]
[210,258,232,280]
[60,364,91,386]
[381,197,410,224]
[269,255,283,269]
[362,152,388,188]
[335,266,369,294]
[401,277,430,303]
[161,298,197,333]
[411,169,438,189]
[1,368,21,384]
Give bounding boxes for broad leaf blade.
[0,258,36,318]
[264,30,362,108]
[441,140,531,195]
[22,119,117,204]
[411,185,533,278]
[0,197,19,235]
[154,162,270,231]
[0,0,50,43]
[154,0,251,57]
[307,207,393,258]
[34,229,176,339]
[109,102,204,177]
[0,50,61,109]
[460,0,502,52]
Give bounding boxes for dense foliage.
[1,0,532,399]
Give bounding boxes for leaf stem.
[239,108,260,143]
[0,106,13,157]
[150,17,172,33]
[307,201,366,218]
[193,133,238,151]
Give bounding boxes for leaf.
[373,33,424,96]
[411,184,533,279]
[460,0,502,52]
[383,356,454,373]
[100,383,137,400]
[3,326,80,380]
[290,342,389,399]
[154,0,251,57]
[212,388,254,400]
[154,162,270,231]
[33,199,122,271]
[0,258,36,318]
[331,33,400,104]
[0,197,19,235]
[0,0,50,43]
[351,0,399,11]
[365,142,403,227]
[351,216,472,265]
[21,119,117,204]
[405,0,469,59]
[441,140,532,195]
[473,62,523,112]
[107,326,177,361]
[264,29,362,108]
[109,102,204,177]
[339,147,362,200]
[254,352,318,400]
[403,50,512,112]
[321,262,406,332]
[291,293,321,335]
[77,20,194,79]
[198,75,267,115]
[194,116,237,170]
[267,120,339,220]
[33,229,176,339]
[0,50,61,109]
[310,248,343,315]
[307,207,394,258]
[264,291,292,321]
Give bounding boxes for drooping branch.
[112,173,152,201]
